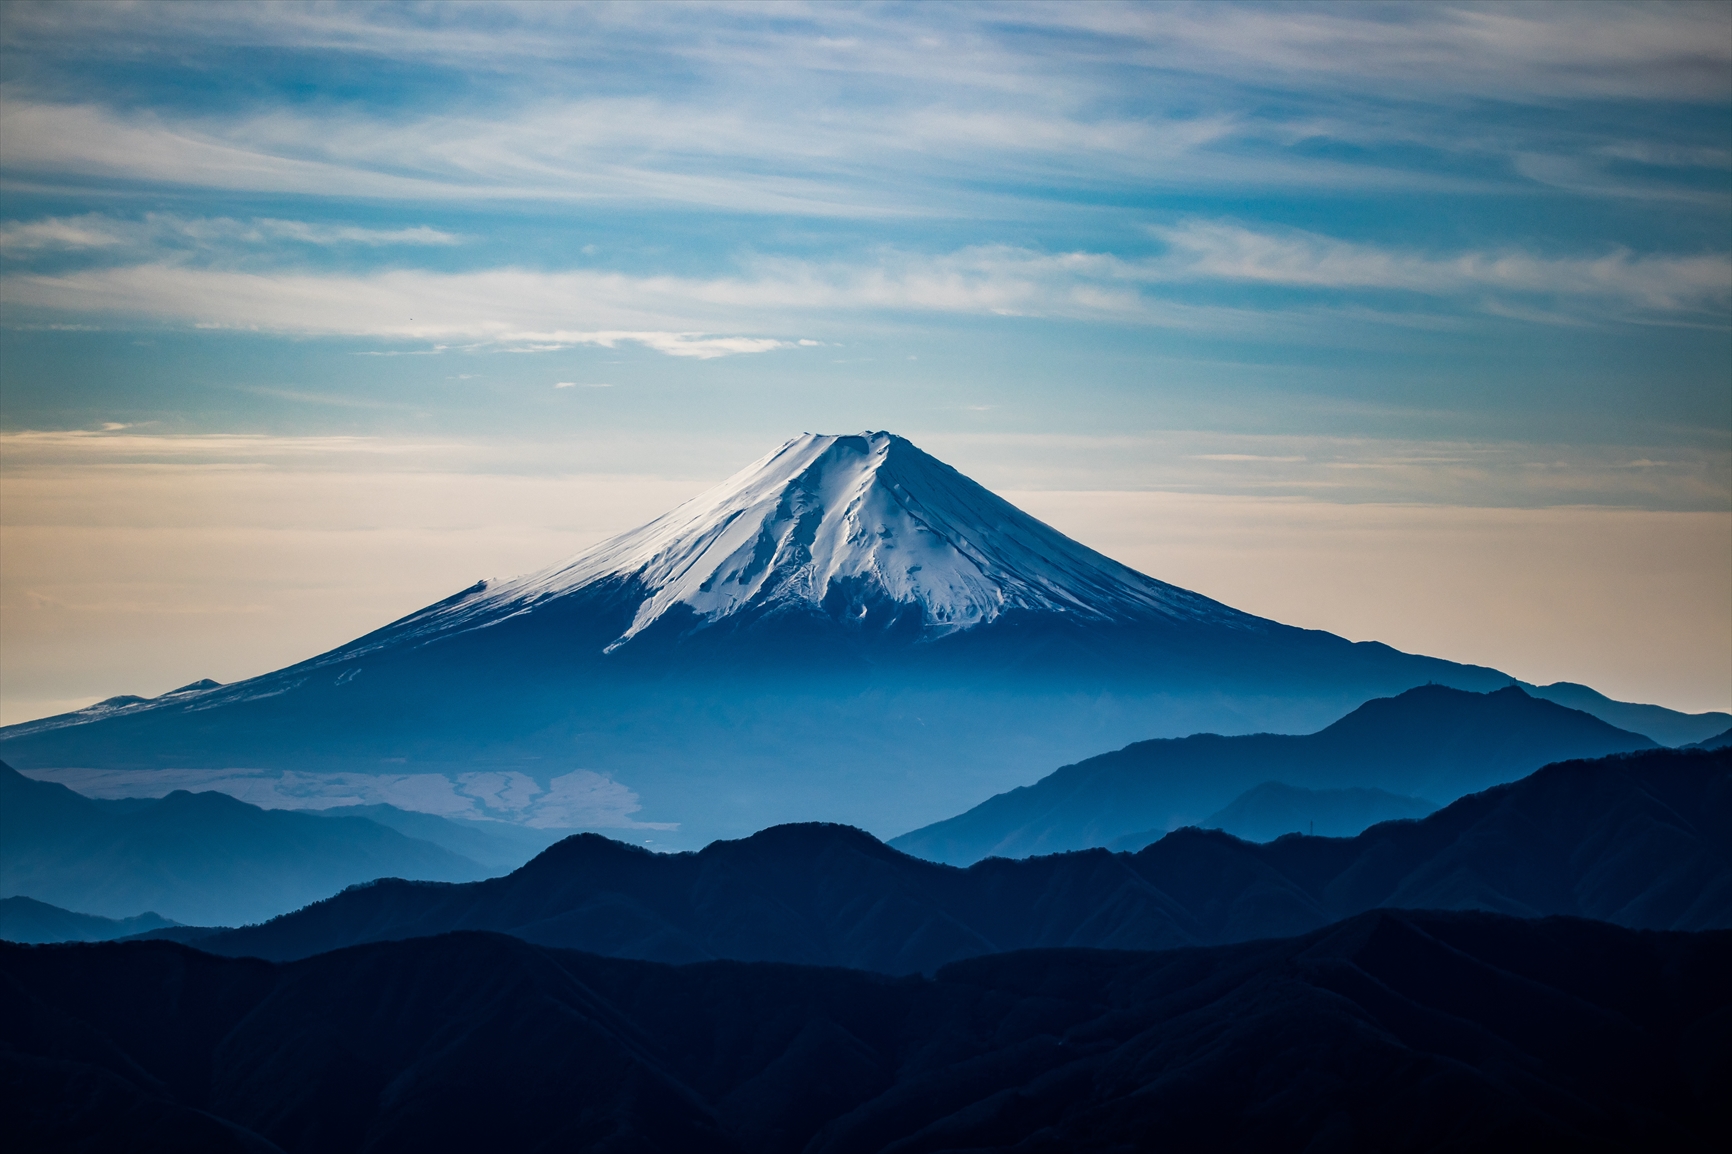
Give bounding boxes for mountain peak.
[397,430,1253,654]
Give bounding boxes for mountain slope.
[0,897,176,944]
[0,432,1533,848]
[308,804,565,873]
[0,762,490,925]
[5,912,1726,1153]
[891,683,1657,863]
[1688,726,1732,751]
[1524,680,1730,746]
[190,747,1730,969]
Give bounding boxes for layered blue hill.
[1688,726,1732,750]
[5,910,1725,1153]
[182,746,1730,969]
[890,683,1659,863]
[0,897,177,944]
[0,762,491,925]
[1525,680,1730,747]
[1180,781,1439,844]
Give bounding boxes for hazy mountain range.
[890,683,1658,864]
[7,433,1722,849]
[1,683,1688,935]
[0,763,503,925]
[1182,782,1438,844]
[1688,726,1732,750]
[1522,681,1731,748]
[0,897,177,945]
[151,747,1729,969]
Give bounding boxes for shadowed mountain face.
[4,911,1727,1154]
[890,683,1658,864]
[0,432,1541,849]
[190,748,1730,970]
[0,763,490,926]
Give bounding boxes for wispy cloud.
[1150,221,1732,315]
[0,428,473,467]
[1023,1,1732,103]
[0,263,804,355]
[0,212,458,254]
[0,97,1358,217]
[231,219,459,246]
[0,254,1248,345]
[0,216,129,251]
[1510,153,1729,205]
[2,2,1723,226]
[4,224,1724,350]
[7,1,1724,104]
[518,332,790,359]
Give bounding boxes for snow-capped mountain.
[360,431,1260,661]
[2,431,1519,847]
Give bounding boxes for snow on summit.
[404,432,1258,651]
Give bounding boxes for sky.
[1,0,1728,723]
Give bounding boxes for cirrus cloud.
[3,224,1724,354]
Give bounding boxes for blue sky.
[1,1,1729,718]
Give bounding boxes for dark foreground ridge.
[192,746,1731,969]
[4,910,1726,1153]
